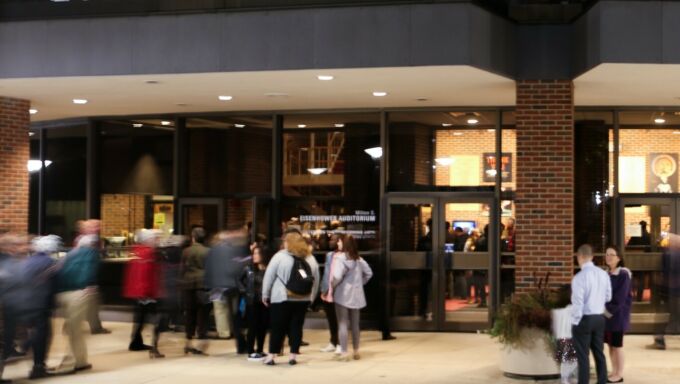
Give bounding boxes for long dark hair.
[253,245,271,267]
[605,245,624,268]
[343,234,360,261]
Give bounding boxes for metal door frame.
[385,191,496,331]
[177,197,225,236]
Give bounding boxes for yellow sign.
[154,213,166,226]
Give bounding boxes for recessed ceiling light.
[133,123,143,128]
[487,129,495,132]
[453,132,464,136]
[442,123,453,127]
[145,80,159,84]
[218,95,233,101]
[334,123,345,128]
[297,124,307,128]
[29,109,38,115]
[467,117,479,125]
[234,124,245,128]
[72,99,88,104]
[317,75,334,81]
[416,97,429,102]
[265,92,289,98]
[161,121,172,126]
[28,132,35,137]
[372,91,387,97]
[654,117,666,124]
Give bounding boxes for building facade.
[1,0,680,332]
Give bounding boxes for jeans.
[246,301,268,354]
[183,289,210,340]
[323,300,339,346]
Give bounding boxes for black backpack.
[284,254,314,296]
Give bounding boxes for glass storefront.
[26,107,680,333]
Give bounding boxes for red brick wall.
[515,80,574,292]
[0,97,30,233]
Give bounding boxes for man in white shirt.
[571,244,612,384]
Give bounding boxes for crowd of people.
[0,222,374,381]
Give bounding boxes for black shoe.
[91,328,112,335]
[4,349,27,363]
[263,358,276,366]
[288,359,297,366]
[607,378,624,383]
[300,341,309,347]
[0,379,11,383]
[129,343,152,351]
[382,334,397,341]
[149,349,165,359]
[75,364,93,372]
[29,366,53,380]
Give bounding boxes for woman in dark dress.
[604,246,632,384]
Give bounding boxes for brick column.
[0,97,30,233]
[515,80,574,292]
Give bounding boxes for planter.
[499,328,560,380]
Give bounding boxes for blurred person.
[204,229,249,353]
[571,244,612,384]
[552,285,578,384]
[15,236,60,379]
[503,217,516,252]
[51,231,102,374]
[158,235,185,333]
[472,225,490,307]
[0,234,28,383]
[330,235,373,361]
[603,246,632,384]
[123,230,165,358]
[180,228,210,355]
[241,245,270,361]
[73,220,110,336]
[649,233,680,350]
[262,232,319,366]
[319,234,341,354]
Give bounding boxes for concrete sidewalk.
[3,321,680,383]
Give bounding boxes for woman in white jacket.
[330,235,373,361]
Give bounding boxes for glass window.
[282,113,379,198]
[43,125,87,245]
[501,111,517,193]
[619,111,680,194]
[574,111,614,251]
[99,120,174,256]
[185,116,272,195]
[388,111,498,191]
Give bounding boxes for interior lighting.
[372,91,387,97]
[307,168,327,175]
[334,123,345,128]
[435,157,454,166]
[234,124,246,128]
[317,75,334,81]
[654,117,666,124]
[29,109,38,115]
[364,147,383,159]
[161,121,172,126]
[442,123,453,127]
[218,95,233,101]
[466,113,479,125]
[133,123,143,128]
[72,99,88,104]
[297,124,307,128]
[27,160,52,172]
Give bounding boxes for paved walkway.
[3,321,680,383]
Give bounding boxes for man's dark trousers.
[572,314,607,384]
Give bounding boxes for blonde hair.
[284,232,310,257]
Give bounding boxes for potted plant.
[489,272,562,380]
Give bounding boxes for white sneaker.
[320,343,336,353]
[334,345,342,355]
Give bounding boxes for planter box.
[499,328,560,380]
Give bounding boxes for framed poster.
[647,153,678,193]
[483,153,512,182]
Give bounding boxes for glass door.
[439,197,495,331]
[619,197,677,332]
[386,194,496,331]
[387,197,436,330]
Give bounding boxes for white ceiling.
[0,66,516,123]
[574,63,680,106]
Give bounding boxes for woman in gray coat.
[331,235,373,361]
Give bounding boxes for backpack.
[284,254,314,296]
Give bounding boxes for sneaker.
[29,366,54,380]
[353,353,361,360]
[248,353,265,362]
[646,342,666,350]
[300,341,310,347]
[334,345,342,355]
[320,343,336,353]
